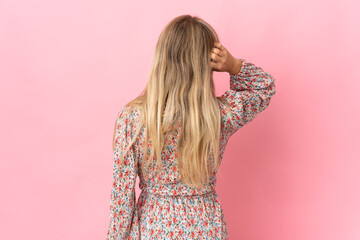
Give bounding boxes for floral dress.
[105,58,276,239]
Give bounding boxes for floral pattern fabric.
[105,58,276,239]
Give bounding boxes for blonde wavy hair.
[113,14,228,188]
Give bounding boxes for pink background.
[1,0,359,239]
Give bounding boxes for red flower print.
[105,58,275,240]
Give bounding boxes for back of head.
[127,15,222,188]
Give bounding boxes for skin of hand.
[210,42,242,75]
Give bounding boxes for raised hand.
[210,42,242,75]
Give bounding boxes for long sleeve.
[220,58,276,138]
[106,106,138,240]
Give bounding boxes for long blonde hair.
[114,14,227,188]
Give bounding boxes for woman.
[105,14,276,239]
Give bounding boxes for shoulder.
[116,101,143,127]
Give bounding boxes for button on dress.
[105,58,276,239]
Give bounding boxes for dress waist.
[139,180,216,197]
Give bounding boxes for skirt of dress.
[128,189,229,240]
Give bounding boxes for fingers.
[210,52,218,63]
[211,42,226,71]
[210,48,224,67]
[211,47,223,57]
[214,42,225,51]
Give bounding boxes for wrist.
[228,58,243,75]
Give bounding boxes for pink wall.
[1,0,359,239]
